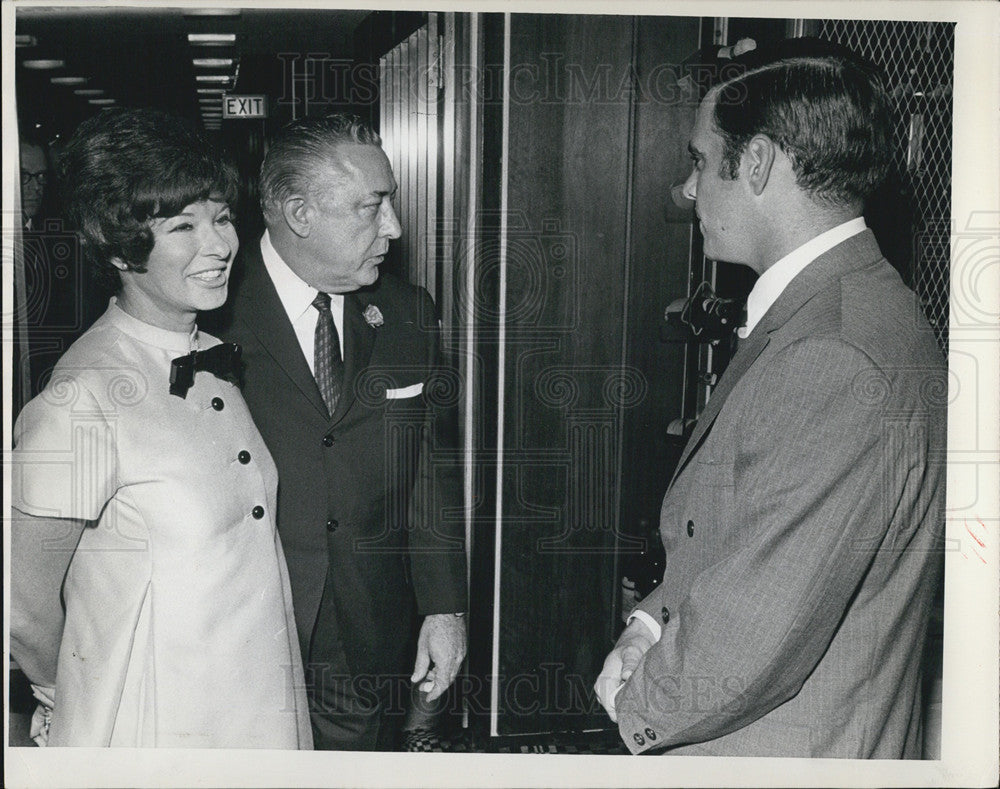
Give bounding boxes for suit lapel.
[234,241,329,420]
[669,328,770,487]
[332,292,377,423]
[668,229,885,489]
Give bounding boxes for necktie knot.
[312,291,332,313]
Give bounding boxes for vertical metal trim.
[611,14,640,631]
[416,26,428,292]
[490,11,512,739]
[425,13,440,304]
[393,47,403,227]
[463,11,481,620]
[440,12,457,334]
[408,32,419,286]
[379,55,388,158]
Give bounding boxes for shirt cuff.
[612,680,627,707]
[626,609,662,642]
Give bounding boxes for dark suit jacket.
[616,230,946,757]
[204,238,466,696]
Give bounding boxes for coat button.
[251,505,265,520]
[238,450,251,464]
[211,397,224,411]
[322,434,334,447]
[661,606,670,624]
[633,733,645,746]
[644,727,657,740]
[326,519,339,532]
[686,520,694,537]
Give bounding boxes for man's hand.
[594,618,656,722]
[411,613,467,702]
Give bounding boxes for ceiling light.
[23,59,65,70]
[199,97,220,103]
[196,75,232,84]
[193,58,234,68]
[89,98,116,105]
[197,87,225,94]
[51,76,88,86]
[74,88,104,96]
[16,35,38,47]
[188,33,236,45]
[183,9,241,16]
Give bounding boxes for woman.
[10,108,312,749]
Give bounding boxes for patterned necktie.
[312,291,343,416]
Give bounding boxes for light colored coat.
[615,230,946,757]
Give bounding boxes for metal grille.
[818,20,954,352]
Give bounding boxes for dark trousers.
[305,654,406,750]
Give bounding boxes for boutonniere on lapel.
[363,304,384,328]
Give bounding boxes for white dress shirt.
[259,230,345,369]
[738,217,867,338]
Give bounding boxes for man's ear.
[744,134,776,197]
[281,196,311,238]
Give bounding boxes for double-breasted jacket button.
[238,450,251,464]
[633,733,646,746]
[211,397,224,411]
[326,519,339,532]
[251,505,265,520]
[644,727,657,741]
[661,606,670,624]
[686,520,695,537]
[322,434,334,447]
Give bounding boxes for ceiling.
[15,6,374,141]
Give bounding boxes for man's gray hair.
[259,114,382,219]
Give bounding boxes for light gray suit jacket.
[616,230,946,757]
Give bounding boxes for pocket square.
[385,382,424,399]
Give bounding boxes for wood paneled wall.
[467,13,699,736]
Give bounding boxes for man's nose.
[682,168,697,201]
[380,201,402,240]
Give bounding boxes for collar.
[738,217,867,338]
[260,230,344,324]
[106,296,202,353]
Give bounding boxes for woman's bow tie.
[170,343,243,398]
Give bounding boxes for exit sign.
[222,94,268,119]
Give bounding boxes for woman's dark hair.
[711,39,892,209]
[58,108,239,288]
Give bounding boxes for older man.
[596,41,946,758]
[206,115,466,750]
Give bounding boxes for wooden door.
[465,12,699,738]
